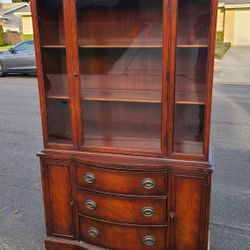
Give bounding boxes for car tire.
[0,61,6,77]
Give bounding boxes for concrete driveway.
[215,46,250,84]
[211,46,250,249]
[0,47,249,250]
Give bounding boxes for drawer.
[75,164,167,196]
[80,216,166,250]
[77,189,167,225]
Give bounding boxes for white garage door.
[234,9,250,46]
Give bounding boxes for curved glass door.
[173,0,211,155]
[77,0,163,152]
[37,0,72,144]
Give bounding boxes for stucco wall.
[224,9,236,43]
[217,7,225,32]
[21,15,33,35]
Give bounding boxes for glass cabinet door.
[76,0,163,152]
[37,0,72,144]
[173,0,211,155]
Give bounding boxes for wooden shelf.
[174,141,203,154]
[177,44,208,48]
[46,88,69,100]
[79,44,162,48]
[84,136,161,152]
[175,91,205,105]
[42,45,66,49]
[83,89,161,103]
[46,88,163,104]
[47,94,69,100]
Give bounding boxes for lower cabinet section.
[40,158,211,250]
[42,159,74,238]
[169,172,210,250]
[79,216,167,250]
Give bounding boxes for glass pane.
[177,0,211,46]
[77,0,162,47]
[175,48,207,104]
[37,0,65,46]
[42,48,71,144]
[174,105,204,154]
[174,0,211,155]
[77,0,162,152]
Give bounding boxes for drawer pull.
[142,236,156,246]
[85,200,97,210]
[84,172,96,184]
[88,227,99,238]
[142,178,155,190]
[142,207,155,217]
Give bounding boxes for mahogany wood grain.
[79,216,167,250]
[169,171,208,250]
[63,0,80,149]
[43,159,74,238]
[75,163,167,196]
[203,0,219,159]
[77,189,167,225]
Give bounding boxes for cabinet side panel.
[172,173,206,250]
[46,161,74,237]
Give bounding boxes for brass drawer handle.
[142,236,156,246]
[142,178,155,190]
[84,172,96,184]
[85,200,97,210]
[142,207,155,217]
[88,227,99,238]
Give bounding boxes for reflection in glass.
[77,0,162,47]
[173,0,211,155]
[37,0,65,45]
[77,0,163,151]
[47,99,72,143]
[174,105,204,154]
[175,48,207,104]
[177,0,211,46]
[42,49,72,144]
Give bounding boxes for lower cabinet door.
[42,159,74,238]
[169,171,210,250]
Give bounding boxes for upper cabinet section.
[32,0,217,160]
[76,0,164,154]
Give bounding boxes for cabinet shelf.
[84,136,161,152]
[42,45,66,49]
[79,44,162,49]
[174,141,203,155]
[83,89,161,104]
[177,44,208,48]
[46,88,207,104]
[175,92,205,105]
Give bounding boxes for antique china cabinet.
[31,0,217,249]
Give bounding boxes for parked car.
[0,40,36,76]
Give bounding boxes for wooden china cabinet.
[31,0,217,249]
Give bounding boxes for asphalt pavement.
[0,47,250,249]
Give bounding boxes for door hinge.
[169,212,175,220]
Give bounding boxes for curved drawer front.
[80,217,166,250]
[77,189,167,225]
[75,164,167,196]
